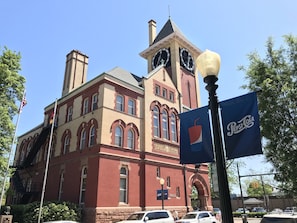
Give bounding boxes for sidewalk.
[233,217,261,223]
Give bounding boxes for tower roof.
[152,19,184,44]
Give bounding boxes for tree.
[0,46,25,200]
[239,35,297,196]
[246,179,273,197]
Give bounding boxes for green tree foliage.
[0,46,25,197]
[22,201,81,223]
[246,180,273,197]
[239,35,297,196]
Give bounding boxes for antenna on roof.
[168,5,171,18]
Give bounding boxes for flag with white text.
[220,92,262,159]
[179,106,214,164]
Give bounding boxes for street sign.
[157,189,168,200]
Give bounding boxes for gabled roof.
[105,66,143,88]
[152,19,184,44]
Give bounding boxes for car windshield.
[182,213,197,219]
[127,213,145,220]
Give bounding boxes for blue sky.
[2,0,296,193]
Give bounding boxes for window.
[169,91,174,102]
[116,95,124,112]
[89,126,95,146]
[63,135,70,154]
[80,129,86,150]
[176,187,180,198]
[127,129,134,149]
[83,98,89,115]
[67,106,73,122]
[91,93,98,111]
[162,88,167,98]
[58,171,64,201]
[115,126,123,147]
[162,110,169,139]
[153,107,160,137]
[166,176,171,187]
[170,113,177,142]
[156,167,160,178]
[79,167,87,204]
[128,99,135,115]
[155,85,160,95]
[119,167,128,203]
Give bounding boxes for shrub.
[22,201,81,223]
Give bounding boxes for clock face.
[180,48,195,72]
[152,48,170,69]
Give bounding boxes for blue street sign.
[157,189,168,200]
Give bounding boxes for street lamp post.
[196,50,234,223]
[160,178,165,210]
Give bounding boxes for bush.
[22,201,81,223]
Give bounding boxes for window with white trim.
[116,95,124,112]
[58,171,64,201]
[162,110,169,139]
[83,98,89,115]
[128,99,135,115]
[127,129,134,149]
[115,126,123,147]
[171,113,177,142]
[119,167,128,203]
[63,135,70,154]
[153,106,160,137]
[80,129,86,150]
[92,93,98,111]
[79,167,87,204]
[67,106,73,122]
[89,125,95,146]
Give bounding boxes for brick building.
[8,18,212,222]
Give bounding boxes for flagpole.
[0,90,26,210]
[37,99,57,223]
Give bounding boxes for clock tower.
[140,19,203,110]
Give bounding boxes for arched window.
[58,171,64,201]
[83,98,89,115]
[89,125,95,147]
[127,129,134,149]
[162,109,169,139]
[63,135,70,154]
[92,93,98,111]
[153,106,160,137]
[115,126,123,147]
[170,113,177,142]
[116,95,124,112]
[119,167,128,203]
[80,129,86,150]
[79,167,87,204]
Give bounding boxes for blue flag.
[219,92,262,159]
[179,106,214,164]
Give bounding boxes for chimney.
[62,50,88,97]
[148,19,156,46]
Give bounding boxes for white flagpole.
[0,89,26,210]
[37,99,57,223]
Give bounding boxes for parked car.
[212,208,221,215]
[252,207,266,212]
[235,208,250,213]
[175,211,218,223]
[270,208,283,214]
[260,213,297,223]
[117,210,175,223]
[284,206,297,213]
